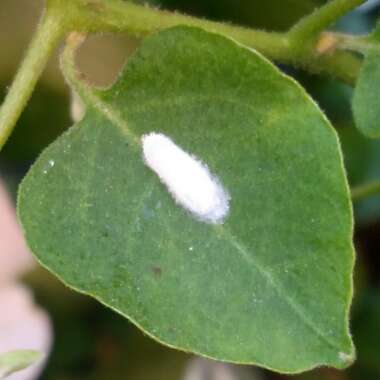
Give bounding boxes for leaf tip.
[336,350,355,368]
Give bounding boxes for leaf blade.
[18,26,355,373]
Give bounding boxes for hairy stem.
[288,0,366,42]
[0,0,365,150]
[0,7,65,151]
[64,0,361,84]
[67,0,290,60]
[351,180,380,202]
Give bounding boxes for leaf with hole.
[18,26,355,373]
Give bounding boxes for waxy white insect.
[142,133,230,224]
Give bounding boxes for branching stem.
[288,0,366,42]
[66,0,362,84]
[0,0,366,152]
[351,180,380,202]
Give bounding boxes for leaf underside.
[18,27,355,373]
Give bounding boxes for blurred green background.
[1,0,380,379]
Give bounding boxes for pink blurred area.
[0,179,52,380]
[0,284,52,380]
[0,182,34,283]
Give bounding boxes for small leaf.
[18,27,355,373]
[0,350,41,379]
[353,30,380,138]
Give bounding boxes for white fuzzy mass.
[142,133,230,224]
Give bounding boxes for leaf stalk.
[0,6,66,151]
[288,0,367,43]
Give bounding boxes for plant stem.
[335,33,374,54]
[0,0,365,150]
[69,0,290,61]
[351,180,380,202]
[61,32,139,143]
[0,7,65,151]
[66,0,361,84]
[288,0,366,42]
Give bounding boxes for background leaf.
[0,350,41,379]
[352,30,380,138]
[18,27,355,373]
[301,75,380,224]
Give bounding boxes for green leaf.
[18,27,355,373]
[0,350,41,379]
[353,36,380,138]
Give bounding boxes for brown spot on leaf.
[152,266,162,278]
